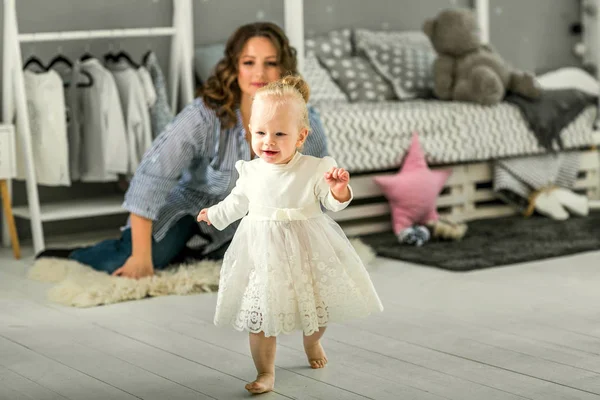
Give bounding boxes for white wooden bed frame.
[329,147,600,236]
[283,0,600,236]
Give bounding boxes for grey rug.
[359,212,600,271]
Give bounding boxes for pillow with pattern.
[305,29,353,60]
[319,56,397,102]
[355,29,436,100]
[355,29,432,49]
[362,42,435,100]
[303,54,348,104]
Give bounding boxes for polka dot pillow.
[355,29,436,100]
[363,42,435,100]
[305,29,353,60]
[319,56,397,102]
[303,54,348,104]
[355,29,432,49]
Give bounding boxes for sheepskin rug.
[28,239,376,308]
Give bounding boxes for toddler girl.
[197,75,383,394]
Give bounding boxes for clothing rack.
[1,0,195,253]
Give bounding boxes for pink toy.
[374,133,451,235]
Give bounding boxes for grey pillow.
[320,56,397,102]
[355,30,436,100]
[355,29,432,48]
[305,29,353,60]
[363,42,435,99]
[303,55,348,104]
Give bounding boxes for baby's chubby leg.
[303,327,328,369]
[246,332,276,394]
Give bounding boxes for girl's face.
[237,37,282,99]
[250,98,308,165]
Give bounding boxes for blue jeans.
[69,216,200,275]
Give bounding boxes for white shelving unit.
[11,196,126,223]
[1,0,195,253]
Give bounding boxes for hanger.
[23,44,47,72]
[23,55,47,72]
[102,42,116,64]
[47,54,73,70]
[104,41,140,68]
[23,56,46,71]
[42,46,94,88]
[105,50,140,69]
[76,70,94,88]
[115,50,140,68]
[80,43,94,62]
[45,46,93,88]
[142,40,153,64]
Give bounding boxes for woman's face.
[237,36,282,99]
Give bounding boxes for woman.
[39,22,328,278]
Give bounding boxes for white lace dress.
[207,153,383,337]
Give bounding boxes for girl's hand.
[197,209,211,225]
[325,167,351,202]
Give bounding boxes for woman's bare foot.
[245,373,275,394]
[304,340,328,369]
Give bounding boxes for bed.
[315,98,600,236]
[193,1,600,236]
[314,100,597,172]
[294,22,600,235]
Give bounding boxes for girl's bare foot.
[304,340,328,369]
[245,372,275,394]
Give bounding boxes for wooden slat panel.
[472,189,497,202]
[579,150,600,168]
[337,149,600,236]
[350,150,599,201]
[574,174,599,189]
[467,206,515,220]
[349,174,385,198]
[340,221,393,237]
[464,163,493,182]
[328,203,390,221]
[437,193,467,207]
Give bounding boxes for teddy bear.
[422,8,541,105]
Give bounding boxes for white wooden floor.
[1,244,600,400]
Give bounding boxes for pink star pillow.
[373,133,451,235]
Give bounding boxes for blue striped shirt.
[123,97,328,252]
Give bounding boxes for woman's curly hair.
[199,22,298,128]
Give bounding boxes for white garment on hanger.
[79,59,129,182]
[106,60,153,175]
[137,66,157,108]
[17,69,70,186]
[52,61,84,182]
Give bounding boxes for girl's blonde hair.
[252,75,311,132]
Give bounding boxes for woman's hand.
[325,167,351,202]
[112,255,154,279]
[197,208,212,225]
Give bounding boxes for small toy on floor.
[427,218,468,241]
[397,219,468,246]
[397,225,430,246]
[527,186,589,220]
